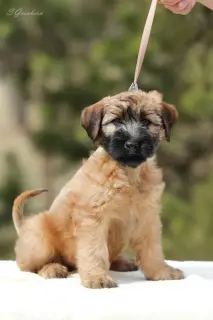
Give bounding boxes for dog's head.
[81,90,178,168]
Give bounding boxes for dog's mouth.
[103,143,156,168]
[116,154,149,168]
[117,140,156,168]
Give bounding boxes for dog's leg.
[15,214,63,278]
[38,263,69,279]
[130,211,184,280]
[77,217,118,289]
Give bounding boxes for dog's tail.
[12,189,48,235]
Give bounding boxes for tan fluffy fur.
[13,90,183,288]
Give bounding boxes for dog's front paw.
[82,275,118,289]
[146,264,184,281]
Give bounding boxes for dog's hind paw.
[82,275,118,289]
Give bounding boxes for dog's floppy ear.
[161,102,178,142]
[81,101,104,141]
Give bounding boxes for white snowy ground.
[0,260,213,320]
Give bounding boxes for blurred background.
[0,0,212,261]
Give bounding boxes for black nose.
[124,141,139,151]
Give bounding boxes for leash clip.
[128,82,139,91]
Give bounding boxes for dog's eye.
[143,119,150,126]
[112,119,123,125]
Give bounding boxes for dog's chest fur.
[50,147,165,225]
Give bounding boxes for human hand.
[158,0,196,14]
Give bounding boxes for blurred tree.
[0,153,24,259]
[0,153,23,225]
[0,0,212,259]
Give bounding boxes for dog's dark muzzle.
[102,124,159,168]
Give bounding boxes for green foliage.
[0,153,23,225]
[163,169,213,260]
[0,0,213,260]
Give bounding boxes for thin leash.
[129,0,158,91]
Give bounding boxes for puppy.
[13,90,184,288]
